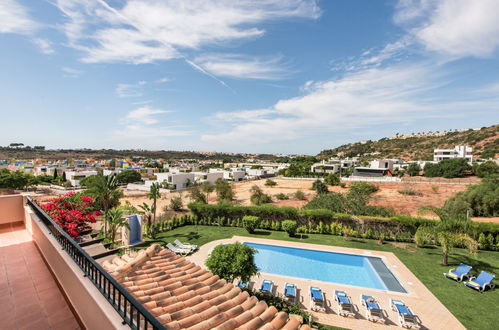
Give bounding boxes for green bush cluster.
[424,158,471,178]
[242,216,261,234]
[281,220,298,236]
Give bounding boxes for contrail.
[95,0,233,91]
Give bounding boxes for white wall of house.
[433,145,473,163]
[156,172,195,190]
[65,170,98,187]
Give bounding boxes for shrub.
[293,190,306,200]
[398,188,423,196]
[250,185,273,205]
[282,220,298,237]
[265,179,277,186]
[275,193,289,200]
[324,173,340,186]
[348,181,378,196]
[431,186,439,193]
[311,179,329,194]
[169,195,183,211]
[473,161,499,178]
[215,178,235,202]
[242,216,261,234]
[414,226,434,247]
[205,242,258,283]
[478,233,488,249]
[424,158,471,178]
[115,170,142,184]
[442,178,499,217]
[40,192,99,238]
[406,163,421,176]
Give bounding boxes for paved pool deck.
[187,236,465,330]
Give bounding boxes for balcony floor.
[0,222,81,330]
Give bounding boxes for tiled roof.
[103,244,310,330]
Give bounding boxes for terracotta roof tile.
[103,244,306,330]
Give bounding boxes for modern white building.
[311,159,357,174]
[433,145,473,163]
[64,170,98,187]
[155,172,195,190]
[192,171,224,184]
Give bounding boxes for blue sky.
[0,0,498,155]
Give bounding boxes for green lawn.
[147,225,499,330]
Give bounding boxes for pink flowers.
[40,193,98,239]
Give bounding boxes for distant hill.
[318,124,498,161]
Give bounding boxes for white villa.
[433,145,473,163]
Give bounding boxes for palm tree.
[105,208,129,247]
[85,174,121,236]
[137,203,153,226]
[418,206,477,265]
[148,183,161,224]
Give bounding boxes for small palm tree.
[418,206,478,265]
[105,208,129,247]
[148,182,161,224]
[87,174,120,236]
[137,202,153,226]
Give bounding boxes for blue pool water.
[245,242,404,291]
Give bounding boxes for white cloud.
[62,66,83,78]
[115,105,192,140]
[202,62,497,145]
[115,82,146,97]
[54,0,320,64]
[195,54,291,80]
[124,106,170,125]
[0,0,38,34]
[156,77,171,83]
[395,0,499,58]
[33,38,54,54]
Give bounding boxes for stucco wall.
[0,194,25,225]
[25,207,128,330]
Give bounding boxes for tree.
[53,169,58,180]
[148,182,161,223]
[324,173,340,186]
[205,242,258,283]
[0,169,29,190]
[200,181,214,203]
[215,178,234,202]
[442,177,498,217]
[473,161,499,178]
[189,185,207,204]
[170,195,183,211]
[424,158,471,178]
[84,174,122,236]
[311,179,328,194]
[417,206,478,265]
[265,179,277,186]
[137,202,153,226]
[250,185,272,205]
[105,208,129,247]
[406,163,421,176]
[115,170,142,184]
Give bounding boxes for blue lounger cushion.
[335,291,351,305]
[362,295,381,310]
[284,284,296,297]
[310,287,323,301]
[260,280,272,292]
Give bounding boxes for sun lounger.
[237,280,248,289]
[309,286,325,312]
[259,280,273,293]
[390,299,421,329]
[360,294,385,323]
[443,263,472,282]
[464,271,496,292]
[174,239,197,251]
[283,283,297,303]
[166,242,190,256]
[334,290,355,317]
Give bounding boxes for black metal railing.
[26,197,165,330]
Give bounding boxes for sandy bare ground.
[121,177,498,222]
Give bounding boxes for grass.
[148,225,499,330]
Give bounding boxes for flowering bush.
[40,192,99,238]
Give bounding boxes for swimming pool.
[245,242,406,293]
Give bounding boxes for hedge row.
[187,202,499,241]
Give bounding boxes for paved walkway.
[0,223,81,330]
[188,236,466,330]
